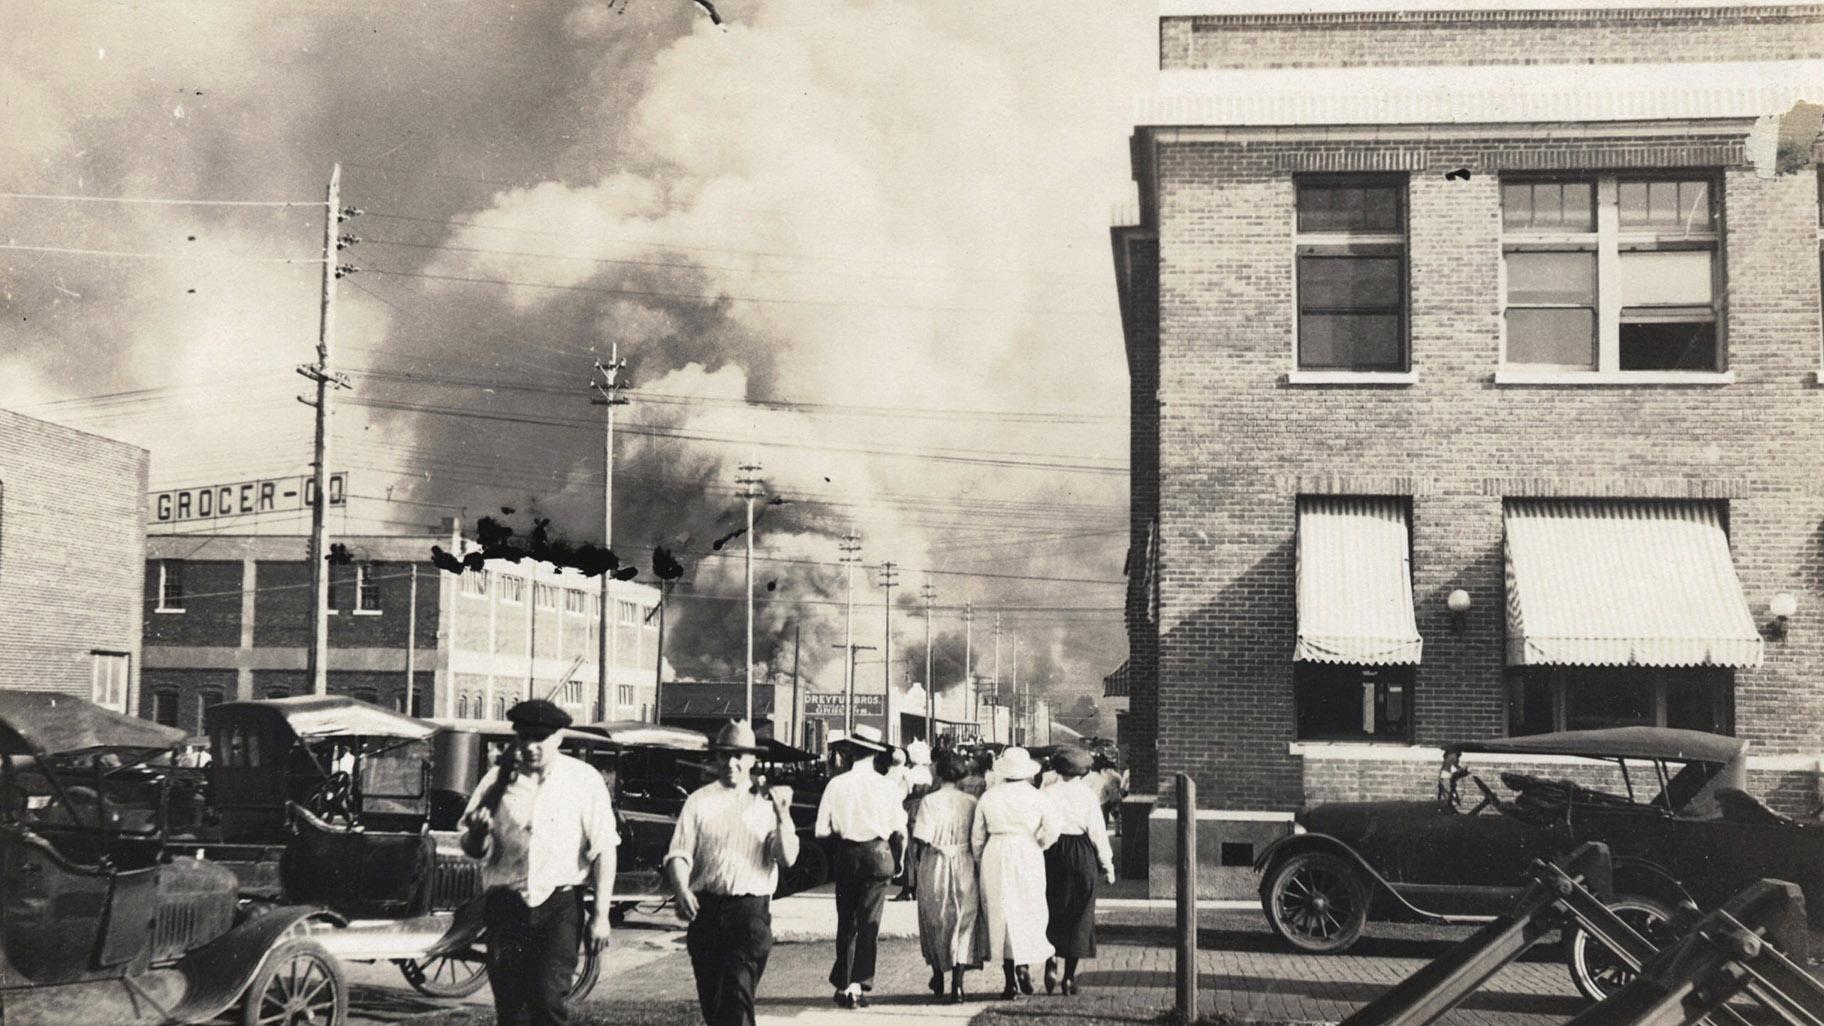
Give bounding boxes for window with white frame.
[1501,175,1722,374]
[357,563,381,613]
[498,575,525,605]
[152,690,179,728]
[617,600,639,626]
[617,684,635,707]
[91,652,129,712]
[157,559,186,612]
[563,588,586,615]
[535,582,559,611]
[1294,175,1408,372]
[563,679,585,705]
[460,569,489,597]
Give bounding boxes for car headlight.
[1292,821,1307,835]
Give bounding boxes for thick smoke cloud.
[4,0,1152,733]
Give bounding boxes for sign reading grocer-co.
[803,692,884,718]
[151,473,347,524]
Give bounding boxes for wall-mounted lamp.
[1446,589,1472,634]
[1769,592,1798,640]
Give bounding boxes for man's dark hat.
[507,698,572,737]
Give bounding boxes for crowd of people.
[457,700,1116,1026]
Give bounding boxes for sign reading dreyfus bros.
[150,473,347,524]
[803,692,884,719]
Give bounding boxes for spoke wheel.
[398,947,490,999]
[241,939,347,1026]
[1566,894,1675,1002]
[1262,851,1369,954]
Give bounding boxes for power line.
[0,191,315,207]
[0,242,322,264]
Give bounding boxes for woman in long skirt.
[1042,746,1117,995]
[971,746,1057,1000]
[913,751,988,1002]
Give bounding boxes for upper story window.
[356,563,381,613]
[535,582,559,611]
[157,559,186,612]
[1295,175,1408,373]
[563,588,586,615]
[460,569,489,598]
[498,575,525,605]
[1501,174,1722,377]
[617,600,640,626]
[91,652,129,712]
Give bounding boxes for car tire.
[397,949,490,999]
[1565,894,1675,1003]
[241,938,348,1026]
[1262,851,1370,954]
[570,934,602,1002]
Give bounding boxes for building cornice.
[1161,0,1817,18]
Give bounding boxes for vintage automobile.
[0,691,346,1026]
[203,697,600,1002]
[1254,726,1824,1000]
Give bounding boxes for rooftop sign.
[150,473,346,524]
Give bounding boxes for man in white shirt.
[813,724,905,1008]
[664,720,798,1026]
[460,700,618,1026]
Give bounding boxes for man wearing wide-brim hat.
[664,720,798,1026]
[459,699,618,1026]
[813,724,907,1008]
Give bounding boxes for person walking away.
[912,750,989,1003]
[959,748,992,799]
[664,720,798,1026]
[814,725,906,1008]
[892,740,936,902]
[1041,746,1117,995]
[458,699,617,1026]
[971,746,1056,1000]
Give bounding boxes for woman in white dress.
[913,751,988,1003]
[970,746,1057,1000]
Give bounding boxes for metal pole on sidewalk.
[1176,772,1198,1022]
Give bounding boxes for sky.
[2,0,1159,733]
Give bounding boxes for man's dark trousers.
[828,839,891,991]
[686,893,773,1026]
[485,887,582,1026]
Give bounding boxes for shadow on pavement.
[1071,970,1585,1018]
[349,984,475,1024]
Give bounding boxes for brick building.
[1112,0,1824,866]
[0,408,148,712]
[142,531,661,733]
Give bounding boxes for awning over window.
[1103,660,1130,698]
[1295,496,1423,665]
[1504,500,1762,668]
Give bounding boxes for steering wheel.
[307,771,356,825]
[1440,765,1468,808]
[1465,773,1501,815]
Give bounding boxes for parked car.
[1254,726,1824,1000]
[0,691,346,1026]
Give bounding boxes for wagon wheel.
[1262,851,1369,954]
[398,945,490,999]
[241,938,347,1026]
[1565,894,1676,1002]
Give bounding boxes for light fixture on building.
[1446,589,1472,633]
[1769,592,1798,640]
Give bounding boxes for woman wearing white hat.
[969,746,1057,1000]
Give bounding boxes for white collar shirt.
[1043,776,1116,876]
[663,781,781,897]
[814,761,907,841]
[461,752,619,906]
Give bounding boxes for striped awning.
[1295,496,1423,665]
[1504,500,1763,668]
[1103,660,1130,698]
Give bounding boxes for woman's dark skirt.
[1044,833,1098,958]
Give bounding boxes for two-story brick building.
[0,407,148,712]
[142,530,661,733]
[1113,0,1824,878]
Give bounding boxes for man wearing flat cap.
[460,698,618,1026]
[814,724,907,1008]
[664,720,798,1026]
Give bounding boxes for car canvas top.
[1452,726,1746,765]
[209,695,439,741]
[0,690,186,757]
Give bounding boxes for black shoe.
[891,890,915,901]
[951,982,966,1004]
[929,970,945,996]
[1062,978,1080,996]
[834,990,855,1009]
[1016,965,1035,996]
[855,993,870,1008]
[1043,959,1058,995]
[1000,984,1020,1001]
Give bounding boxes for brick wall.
[0,410,147,704]
[141,668,237,734]
[252,561,312,648]
[1162,6,1824,71]
[144,560,242,646]
[1138,131,1824,812]
[1118,228,1163,794]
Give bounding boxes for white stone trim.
[1139,61,1822,127]
[1494,370,1736,386]
[1287,370,1419,386]
[1149,808,1298,820]
[1161,0,1805,15]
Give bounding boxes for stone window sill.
[1495,370,1734,386]
[1286,371,1417,386]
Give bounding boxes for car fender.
[1254,833,1449,923]
[162,906,343,1024]
[1608,856,1696,908]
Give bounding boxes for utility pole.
[299,163,354,695]
[405,564,418,715]
[1012,634,1022,746]
[839,528,862,732]
[963,601,974,728]
[992,612,1003,743]
[789,625,801,748]
[879,561,899,742]
[922,578,936,742]
[590,345,629,721]
[831,643,877,734]
[651,585,666,724]
[737,459,764,723]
